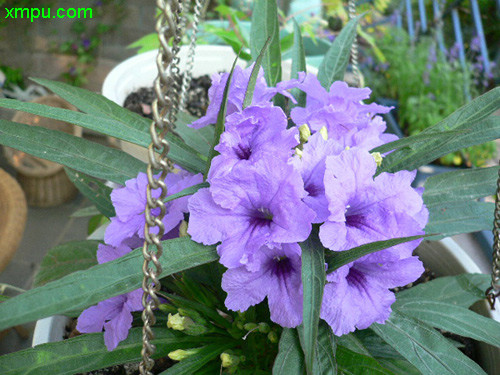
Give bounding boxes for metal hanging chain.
[139,1,184,374]
[179,0,205,112]
[348,0,364,88]
[486,166,500,310]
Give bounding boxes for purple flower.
[319,148,428,253]
[222,245,303,327]
[290,74,395,150]
[105,170,203,247]
[77,289,143,351]
[470,36,481,52]
[188,157,315,271]
[321,249,424,335]
[77,240,143,351]
[291,132,343,223]
[189,64,300,129]
[208,104,298,180]
[82,38,91,49]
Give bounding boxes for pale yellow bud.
[179,220,189,237]
[167,313,186,331]
[220,352,240,368]
[295,148,303,158]
[371,152,383,167]
[319,126,328,140]
[299,124,311,143]
[168,349,198,361]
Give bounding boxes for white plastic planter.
[32,237,500,373]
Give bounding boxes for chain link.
[348,0,364,88]
[486,165,500,310]
[179,0,205,112]
[139,1,183,374]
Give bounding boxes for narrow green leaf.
[65,168,115,218]
[0,238,217,331]
[317,16,361,89]
[272,328,305,375]
[0,327,214,375]
[176,111,214,157]
[33,240,99,287]
[371,311,486,375]
[250,0,281,86]
[425,201,494,239]
[422,166,500,207]
[164,182,209,204]
[205,56,239,176]
[71,205,102,218]
[336,345,396,375]
[376,358,421,375]
[395,273,490,307]
[313,321,337,375]
[371,129,467,154]
[0,119,146,185]
[243,36,272,109]
[291,19,307,108]
[325,235,425,274]
[299,232,326,375]
[378,88,500,174]
[159,343,234,375]
[393,299,500,347]
[26,79,207,173]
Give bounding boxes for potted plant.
[0,1,499,374]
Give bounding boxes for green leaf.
[250,0,281,86]
[0,238,218,331]
[299,232,326,375]
[336,345,396,375]
[164,182,209,204]
[65,168,115,218]
[313,321,337,375]
[273,328,305,375]
[291,19,307,108]
[26,79,207,174]
[422,166,500,207]
[127,32,159,53]
[71,205,101,218]
[317,16,361,89]
[176,112,214,158]
[243,36,272,109]
[393,299,500,347]
[0,327,214,375]
[33,240,99,287]
[325,235,425,274]
[378,88,500,174]
[396,273,490,307]
[425,200,494,239]
[159,343,234,375]
[205,56,239,176]
[0,119,146,185]
[371,311,486,375]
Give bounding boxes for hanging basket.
[4,95,82,207]
[0,168,27,272]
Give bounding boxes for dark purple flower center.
[234,143,252,160]
[249,207,273,228]
[345,213,365,229]
[270,256,294,278]
[305,183,321,197]
[346,267,367,288]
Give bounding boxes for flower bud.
[176,308,209,336]
[371,152,383,167]
[319,126,328,140]
[158,304,177,314]
[243,322,258,331]
[220,352,240,368]
[268,331,278,343]
[299,124,311,143]
[258,322,270,333]
[294,148,303,158]
[167,313,186,331]
[168,348,198,361]
[179,220,189,237]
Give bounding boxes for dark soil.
[123,74,212,119]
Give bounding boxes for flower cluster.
[187,66,427,334]
[77,169,203,350]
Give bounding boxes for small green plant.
[364,28,496,167]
